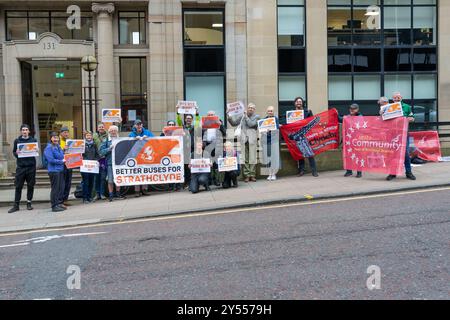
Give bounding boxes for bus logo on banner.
[66,140,85,154]
[258,117,277,132]
[286,110,305,124]
[17,143,39,158]
[218,157,238,172]
[381,102,403,121]
[64,153,83,169]
[102,109,121,123]
[112,137,184,186]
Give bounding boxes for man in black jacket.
[8,124,37,213]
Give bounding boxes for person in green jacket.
[93,122,109,200]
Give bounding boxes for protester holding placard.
[128,119,155,197]
[339,103,363,178]
[99,125,125,202]
[93,122,109,200]
[176,103,201,128]
[203,111,226,187]
[44,132,66,212]
[8,124,37,213]
[81,131,100,204]
[292,97,318,177]
[379,94,416,181]
[221,142,240,189]
[188,140,212,194]
[260,106,281,181]
[160,121,182,191]
[59,127,74,206]
[228,103,260,182]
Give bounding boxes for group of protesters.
[7,91,416,213]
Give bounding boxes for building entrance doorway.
[21,60,83,146]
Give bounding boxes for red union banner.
[343,116,408,176]
[409,131,441,162]
[280,109,340,160]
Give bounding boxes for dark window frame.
[5,10,93,41]
[118,11,147,45]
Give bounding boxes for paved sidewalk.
[0,162,449,233]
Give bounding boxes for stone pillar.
[92,2,116,113]
[306,0,328,114]
[246,0,278,116]
[438,1,450,148]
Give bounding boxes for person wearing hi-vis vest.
[8,124,37,213]
[379,94,416,181]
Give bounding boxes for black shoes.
[27,202,33,210]
[312,171,319,177]
[406,173,416,180]
[344,172,353,177]
[298,171,305,177]
[356,172,362,178]
[386,175,396,181]
[52,206,65,212]
[8,206,19,214]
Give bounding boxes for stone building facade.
[0,0,448,174]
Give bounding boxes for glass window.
[328,7,352,46]
[413,6,436,45]
[119,12,146,45]
[184,11,224,46]
[51,17,72,39]
[278,49,306,73]
[185,76,225,120]
[384,74,412,99]
[354,75,380,100]
[413,48,436,71]
[278,6,305,46]
[6,18,27,40]
[413,74,436,99]
[329,76,352,101]
[184,48,225,73]
[328,49,352,72]
[384,48,412,71]
[29,17,50,39]
[352,7,381,45]
[74,16,93,40]
[279,76,306,102]
[120,58,147,130]
[384,6,411,45]
[353,49,381,72]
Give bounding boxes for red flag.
[280,109,340,160]
[343,116,408,176]
[409,131,441,162]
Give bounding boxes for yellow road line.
[1,186,449,238]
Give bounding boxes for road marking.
[0,186,449,238]
[0,232,108,249]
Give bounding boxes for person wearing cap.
[339,103,363,178]
[8,124,37,213]
[81,131,100,204]
[44,131,66,212]
[59,126,73,206]
[379,94,416,181]
[128,119,154,197]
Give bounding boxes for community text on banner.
[17,142,39,158]
[280,109,340,161]
[343,116,408,176]
[409,131,442,162]
[112,137,184,186]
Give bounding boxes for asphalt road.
[0,188,449,300]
